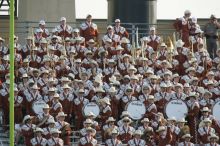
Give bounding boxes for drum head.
[32,100,47,115]
[83,102,100,118]
[213,101,220,121]
[165,99,188,119]
[126,100,146,120]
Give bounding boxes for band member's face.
[23,77,29,82]
[65,41,71,46]
[49,91,55,96]
[41,43,47,48]
[150,30,155,35]
[36,132,42,137]
[143,122,149,126]
[210,138,217,143]
[173,77,180,82]
[52,133,59,138]
[142,88,150,94]
[58,116,65,121]
[87,131,92,136]
[115,22,120,27]
[43,73,48,78]
[202,111,209,116]
[185,137,191,142]
[0,41,3,45]
[175,87,182,93]
[134,135,141,139]
[60,20,66,25]
[84,123,91,127]
[49,123,55,128]
[148,99,154,104]
[43,108,50,114]
[86,17,92,23]
[52,38,58,44]
[73,32,79,37]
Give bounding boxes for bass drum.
[165,99,188,120]
[32,100,47,115]
[83,102,100,118]
[125,100,146,120]
[212,101,220,121]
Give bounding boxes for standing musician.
[146,27,161,51]
[55,17,72,39]
[80,14,99,44]
[113,19,129,38]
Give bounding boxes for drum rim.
[82,102,100,118]
[125,100,146,120]
[32,100,47,114]
[212,100,220,119]
[164,99,188,119]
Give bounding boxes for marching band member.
[178,134,194,146]
[36,20,50,38]
[103,117,118,141]
[36,104,54,128]
[55,112,71,146]
[43,119,56,139]
[118,117,135,144]
[198,118,216,144]
[187,92,200,143]
[31,127,47,146]
[47,128,64,146]
[50,93,63,117]
[59,84,74,123]
[146,27,161,51]
[176,118,190,142]
[55,17,72,39]
[105,129,122,146]
[155,125,172,146]
[128,130,146,146]
[79,127,97,146]
[74,89,89,130]
[205,134,220,146]
[21,115,37,146]
[113,19,129,38]
[80,119,94,136]
[80,14,99,43]
[98,97,112,124]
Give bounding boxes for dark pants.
[206,38,217,59]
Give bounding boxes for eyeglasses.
[124,121,130,123]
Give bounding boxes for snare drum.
[125,100,146,120]
[212,101,220,121]
[32,100,47,115]
[83,102,100,118]
[165,99,188,119]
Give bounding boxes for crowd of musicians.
[0,11,220,146]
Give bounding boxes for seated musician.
[79,127,98,146]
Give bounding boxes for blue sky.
[75,0,220,19]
